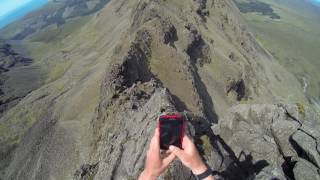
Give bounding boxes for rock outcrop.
[212,104,320,179]
[0,41,32,73]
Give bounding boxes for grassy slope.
[238,0,320,101]
[0,3,62,39]
[0,0,136,177]
[0,17,88,149]
[0,12,96,178]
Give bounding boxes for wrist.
[191,162,208,175]
[140,169,157,180]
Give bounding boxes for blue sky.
[0,0,48,28]
[0,0,33,18]
[311,0,320,6]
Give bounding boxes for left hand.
[138,127,176,180]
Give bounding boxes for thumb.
[162,153,176,168]
[169,145,185,159]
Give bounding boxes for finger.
[162,153,176,168]
[155,127,160,141]
[161,149,173,158]
[152,127,160,150]
[182,135,193,149]
[169,145,185,159]
[161,149,172,155]
[183,135,192,143]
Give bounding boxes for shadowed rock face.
[213,104,320,180]
[0,41,32,73]
[0,0,317,180]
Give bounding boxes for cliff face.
[0,0,318,180]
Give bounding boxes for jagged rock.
[194,0,209,20]
[226,78,246,101]
[293,158,320,180]
[74,163,98,180]
[91,26,192,179]
[291,130,320,168]
[185,24,211,66]
[109,29,153,92]
[161,20,178,47]
[299,124,320,139]
[93,86,185,179]
[272,119,300,157]
[0,43,32,71]
[212,104,283,179]
[254,166,286,180]
[214,104,320,179]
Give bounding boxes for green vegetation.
[28,16,91,42]
[0,103,44,145]
[8,135,20,145]
[88,175,95,180]
[200,135,213,156]
[296,103,305,116]
[235,0,320,106]
[239,97,254,104]
[46,60,72,83]
[234,0,280,19]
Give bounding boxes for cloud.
[0,0,33,18]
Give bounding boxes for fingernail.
[169,146,174,150]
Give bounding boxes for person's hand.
[169,135,208,175]
[139,128,176,180]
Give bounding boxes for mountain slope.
[0,0,111,40]
[0,0,318,179]
[233,0,320,110]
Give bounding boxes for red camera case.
[157,113,186,149]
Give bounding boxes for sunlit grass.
[236,0,320,100]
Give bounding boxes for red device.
[158,113,186,150]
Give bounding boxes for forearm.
[138,170,157,180]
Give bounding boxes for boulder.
[254,166,286,180]
[291,130,320,168]
[272,119,299,157]
[293,158,320,180]
[74,163,98,180]
[214,104,320,179]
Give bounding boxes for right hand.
[139,128,176,180]
[169,135,208,175]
